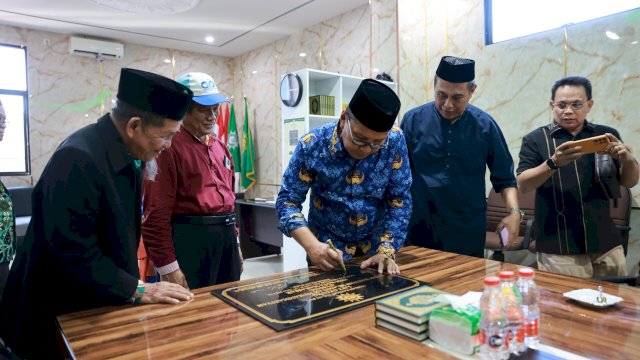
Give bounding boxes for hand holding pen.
[326,239,346,273]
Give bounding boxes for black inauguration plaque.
[211,266,424,331]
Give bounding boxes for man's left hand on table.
[360,253,400,275]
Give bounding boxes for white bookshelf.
[279,68,397,271]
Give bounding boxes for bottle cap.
[484,276,500,286]
[518,267,535,278]
[498,271,515,280]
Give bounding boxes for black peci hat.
[348,79,400,132]
[435,56,475,83]
[117,68,193,121]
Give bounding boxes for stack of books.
[375,285,449,341]
[309,95,335,116]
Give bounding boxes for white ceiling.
[0,0,369,57]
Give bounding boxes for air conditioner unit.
[69,36,124,60]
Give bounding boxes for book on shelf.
[375,285,449,325]
[309,95,335,116]
[376,318,429,341]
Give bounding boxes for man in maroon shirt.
[142,72,242,289]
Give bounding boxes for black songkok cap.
[436,56,475,83]
[117,68,193,121]
[348,79,400,132]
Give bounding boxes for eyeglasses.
[553,102,586,111]
[345,115,389,150]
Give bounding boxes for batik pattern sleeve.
[371,129,413,258]
[276,134,316,236]
[0,182,16,263]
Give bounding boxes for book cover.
[309,96,321,114]
[376,318,429,341]
[375,285,448,324]
[376,310,429,333]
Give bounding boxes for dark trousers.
[408,215,485,258]
[171,221,241,289]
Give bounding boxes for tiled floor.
[241,254,287,280]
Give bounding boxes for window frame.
[484,0,640,45]
[0,42,31,176]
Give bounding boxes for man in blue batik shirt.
[401,56,521,258]
[277,79,411,274]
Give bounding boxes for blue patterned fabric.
[277,121,412,259]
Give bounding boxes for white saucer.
[563,288,623,308]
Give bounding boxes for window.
[485,0,640,44]
[0,43,30,175]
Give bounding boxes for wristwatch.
[132,284,145,305]
[509,207,525,222]
[546,157,559,170]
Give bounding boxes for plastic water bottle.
[499,271,525,355]
[518,267,540,347]
[480,276,509,360]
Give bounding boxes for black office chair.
[485,188,536,262]
[610,186,632,255]
[595,186,637,286]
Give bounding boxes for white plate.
[563,288,624,308]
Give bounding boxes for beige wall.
[0,24,233,187]
[1,0,639,272]
[398,0,639,197]
[228,0,397,197]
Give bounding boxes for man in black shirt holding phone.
[516,76,639,278]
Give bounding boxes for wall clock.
[280,73,303,107]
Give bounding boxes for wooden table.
[58,247,640,359]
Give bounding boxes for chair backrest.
[485,188,536,252]
[486,188,536,235]
[595,186,637,285]
[610,185,632,254]
[610,185,631,232]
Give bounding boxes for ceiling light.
[605,31,620,40]
[251,70,258,74]
[631,41,638,45]
[86,0,200,15]
[299,52,306,57]
[205,36,214,43]
[163,59,171,63]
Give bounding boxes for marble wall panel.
[231,43,281,197]
[397,0,429,111]
[0,24,232,188]
[230,3,397,198]
[398,1,640,274]
[371,0,399,81]
[399,1,639,198]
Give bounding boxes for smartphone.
[497,227,509,248]
[568,135,610,154]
